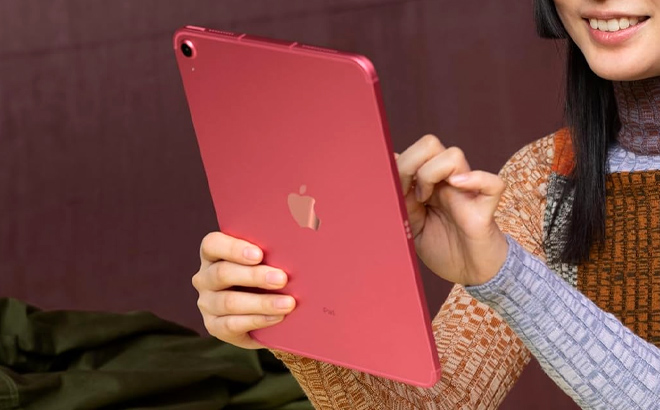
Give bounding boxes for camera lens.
[181,42,193,58]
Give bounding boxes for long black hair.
[534,0,620,264]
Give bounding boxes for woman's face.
[554,0,660,80]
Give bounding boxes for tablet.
[173,26,441,387]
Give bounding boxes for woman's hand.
[192,232,296,349]
[396,134,509,286]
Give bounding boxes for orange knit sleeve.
[271,134,556,409]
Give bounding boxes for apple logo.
[287,185,321,231]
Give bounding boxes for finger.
[404,184,427,236]
[205,314,285,349]
[397,135,445,195]
[447,171,506,197]
[193,262,287,292]
[199,290,296,316]
[415,147,471,203]
[393,152,400,160]
[199,232,263,269]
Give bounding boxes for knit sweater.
[272,77,660,409]
[467,77,660,409]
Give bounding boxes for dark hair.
[534,0,620,264]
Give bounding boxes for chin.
[585,51,660,82]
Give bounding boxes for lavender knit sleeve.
[466,236,660,410]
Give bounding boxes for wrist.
[465,231,509,286]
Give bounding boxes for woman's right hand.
[192,232,296,349]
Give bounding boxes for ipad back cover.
[173,26,441,387]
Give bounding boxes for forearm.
[467,236,660,410]
[272,284,529,409]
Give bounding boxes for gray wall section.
[0,1,576,408]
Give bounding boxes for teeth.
[589,17,642,32]
[608,19,620,31]
[619,18,630,29]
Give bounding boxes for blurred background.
[0,0,575,408]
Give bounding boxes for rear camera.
[181,41,193,58]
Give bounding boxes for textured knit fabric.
[542,129,578,287]
[465,77,660,409]
[609,143,660,173]
[543,128,660,350]
[614,77,660,155]
[543,172,577,286]
[467,237,660,410]
[578,171,660,346]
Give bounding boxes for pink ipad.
[173,26,441,387]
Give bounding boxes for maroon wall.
[0,1,576,408]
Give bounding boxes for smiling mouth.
[585,16,650,32]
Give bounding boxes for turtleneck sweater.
[269,76,660,410]
[467,76,660,410]
[614,77,660,155]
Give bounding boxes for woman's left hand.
[396,134,509,286]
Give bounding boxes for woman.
[192,0,660,408]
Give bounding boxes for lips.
[582,14,650,46]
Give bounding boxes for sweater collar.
[614,76,660,155]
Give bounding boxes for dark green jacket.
[0,299,311,410]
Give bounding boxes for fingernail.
[449,174,469,184]
[265,315,283,322]
[274,297,294,310]
[243,247,261,261]
[266,271,286,286]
